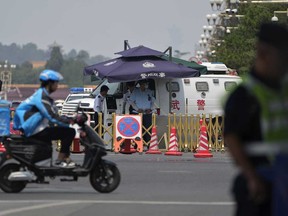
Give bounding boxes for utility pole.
[0,60,16,100]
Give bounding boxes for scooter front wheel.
[0,163,27,193]
[89,162,120,193]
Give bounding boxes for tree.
[12,61,42,84]
[213,3,287,75]
[0,41,112,84]
[60,59,87,87]
[45,46,64,71]
[22,43,48,61]
[0,42,48,65]
[76,50,90,62]
[86,55,110,65]
[66,49,77,59]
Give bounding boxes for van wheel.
[0,164,27,193]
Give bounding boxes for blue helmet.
[39,69,63,82]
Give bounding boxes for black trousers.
[232,173,272,216]
[129,105,135,114]
[30,127,75,156]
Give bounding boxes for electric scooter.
[0,113,121,193]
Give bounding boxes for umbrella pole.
[169,80,172,114]
[164,46,173,113]
[124,40,130,50]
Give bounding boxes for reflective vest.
[243,74,288,142]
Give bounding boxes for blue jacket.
[13,87,70,137]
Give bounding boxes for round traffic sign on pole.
[115,115,142,139]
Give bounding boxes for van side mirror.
[0,80,2,92]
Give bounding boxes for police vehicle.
[61,87,94,117]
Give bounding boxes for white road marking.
[159,170,193,173]
[0,200,234,215]
[0,201,78,216]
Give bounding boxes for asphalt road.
[0,151,238,216]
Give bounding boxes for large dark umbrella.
[114,45,164,57]
[84,56,200,82]
[84,45,201,112]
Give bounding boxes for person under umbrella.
[93,85,109,135]
[129,79,155,146]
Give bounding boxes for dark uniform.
[224,23,288,216]
[224,70,272,216]
[93,85,109,135]
[93,93,105,134]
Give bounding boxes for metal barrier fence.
[93,113,225,152]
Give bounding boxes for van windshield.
[67,95,91,102]
[91,79,121,96]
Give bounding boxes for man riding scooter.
[13,69,76,168]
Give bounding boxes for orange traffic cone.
[146,126,162,154]
[71,138,84,153]
[194,120,213,158]
[120,139,136,154]
[165,127,182,156]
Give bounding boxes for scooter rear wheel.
[0,163,27,193]
[90,162,120,193]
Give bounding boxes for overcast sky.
[1,0,211,60]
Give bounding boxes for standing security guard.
[93,85,109,134]
[224,23,288,216]
[122,81,135,114]
[129,79,155,145]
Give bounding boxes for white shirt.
[129,88,155,112]
[93,93,105,113]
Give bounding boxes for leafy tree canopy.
[45,46,64,71]
[0,42,110,86]
[212,3,287,75]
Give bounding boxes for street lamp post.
[0,60,16,100]
[207,13,218,25]
[210,0,225,11]
[202,0,244,61]
[271,8,288,22]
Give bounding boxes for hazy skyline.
[1,0,211,60]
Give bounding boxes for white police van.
[61,62,241,124]
[61,87,94,117]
